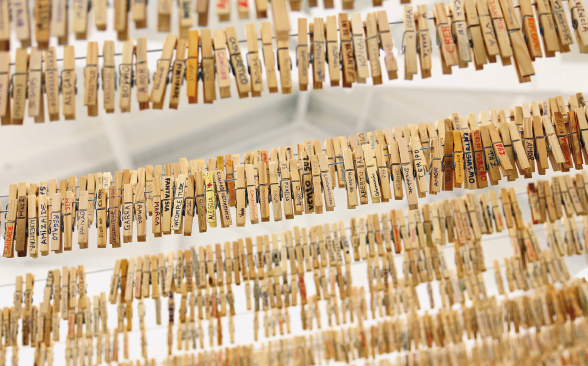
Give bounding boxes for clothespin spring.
[400,30,415,55]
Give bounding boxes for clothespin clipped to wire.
[102,41,116,114]
[414,6,432,77]
[84,42,99,117]
[568,0,588,52]
[432,3,458,73]
[150,34,177,107]
[28,48,44,122]
[11,48,28,125]
[63,46,77,120]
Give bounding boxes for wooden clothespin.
[84,42,99,117]
[117,38,134,113]
[485,0,514,64]
[27,48,44,122]
[518,0,543,60]
[365,13,382,85]
[185,31,200,104]
[376,11,399,80]
[295,18,310,92]
[338,14,355,88]
[403,6,418,80]
[224,27,251,99]
[169,38,186,109]
[432,3,458,73]
[150,34,177,106]
[549,0,573,53]
[350,14,369,83]
[449,0,472,66]
[497,0,535,81]
[198,31,216,104]
[568,0,588,52]
[61,46,76,121]
[413,6,432,77]
[259,22,277,93]
[102,41,116,114]
[212,31,230,97]
[11,48,28,125]
[310,18,326,89]
[134,38,150,110]
[463,0,488,68]
[276,36,292,94]
[13,0,31,47]
[536,0,560,55]
[108,185,121,247]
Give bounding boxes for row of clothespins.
[0,0,400,50]
[3,0,588,124]
[1,252,586,364]
[3,93,588,257]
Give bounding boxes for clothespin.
[568,0,588,52]
[168,38,187,109]
[497,0,535,81]
[84,42,99,117]
[518,0,543,60]
[183,32,200,104]
[259,22,278,94]
[349,14,369,83]
[308,18,326,90]
[412,6,432,78]
[402,6,418,80]
[199,30,216,103]
[361,13,381,85]
[484,0,514,65]
[99,41,116,114]
[224,27,251,98]
[548,0,573,53]
[535,0,560,55]
[0,52,10,125]
[448,0,472,67]
[433,3,458,73]
[276,37,292,94]
[108,185,121,247]
[9,48,28,125]
[150,34,177,106]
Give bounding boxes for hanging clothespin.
[114,0,128,40]
[485,0,514,65]
[402,6,418,80]
[224,27,250,98]
[150,34,177,106]
[549,0,573,52]
[156,0,170,31]
[133,38,150,110]
[13,0,31,47]
[337,14,355,88]
[295,18,310,92]
[536,0,560,55]
[463,0,488,68]
[309,18,326,90]
[99,41,116,114]
[497,0,535,81]
[27,48,43,122]
[324,16,340,87]
[117,38,134,113]
[442,123,455,190]
[10,48,28,125]
[363,13,382,85]
[0,51,10,125]
[568,0,588,52]
[84,42,99,117]
[169,38,187,109]
[433,3,458,73]
[349,14,368,83]
[413,6,432,78]
[259,23,278,94]
[449,0,472,66]
[58,46,76,121]
[185,31,200,104]
[518,0,543,59]
[108,185,121,247]
[276,36,291,94]
[199,31,215,104]
[73,0,90,39]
